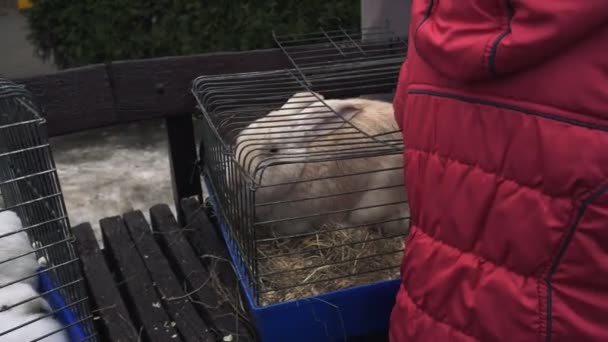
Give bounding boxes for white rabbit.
[0,211,38,288]
[0,311,68,342]
[233,91,409,238]
[0,282,68,342]
[0,282,53,315]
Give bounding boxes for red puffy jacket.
[390,1,608,341]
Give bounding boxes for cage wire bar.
[273,21,407,86]
[0,78,97,341]
[193,24,409,307]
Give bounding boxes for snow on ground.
[51,119,178,243]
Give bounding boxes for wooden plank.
[18,64,116,137]
[72,223,138,342]
[101,216,179,341]
[109,50,290,121]
[122,210,215,342]
[16,49,289,137]
[180,197,238,291]
[181,197,262,341]
[150,204,256,341]
[166,115,203,225]
[16,47,401,138]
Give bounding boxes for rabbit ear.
[277,91,325,115]
[288,99,365,140]
[308,99,364,126]
[329,100,364,122]
[285,91,324,104]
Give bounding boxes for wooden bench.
[73,197,256,342]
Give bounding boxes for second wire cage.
[194,23,409,340]
[0,78,97,341]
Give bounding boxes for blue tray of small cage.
[38,268,90,342]
[206,185,401,342]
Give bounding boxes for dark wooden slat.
[101,216,179,342]
[166,115,202,225]
[108,50,290,121]
[16,47,401,138]
[181,197,260,341]
[123,210,215,342]
[150,204,255,341]
[72,223,138,342]
[18,64,116,137]
[180,197,238,291]
[16,49,290,137]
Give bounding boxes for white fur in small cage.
[0,211,68,342]
[0,78,96,341]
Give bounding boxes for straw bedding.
[256,223,406,306]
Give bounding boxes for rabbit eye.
[269,147,279,153]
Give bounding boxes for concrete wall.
[0,0,17,11]
[361,0,411,38]
[0,8,56,78]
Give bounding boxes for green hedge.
[25,1,360,69]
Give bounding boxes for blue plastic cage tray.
[38,268,91,342]
[206,185,401,342]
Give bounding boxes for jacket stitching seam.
[536,205,583,342]
[537,272,545,342]
[407,89,608,132]
[488,0,514,76]
[481,0,502,75]
[406,83,608,126]
[413,0,437,69]
[544,182,608,341]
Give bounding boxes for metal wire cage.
[193,25,409,307]
[273,19,407,85]
[0,78,97,341]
